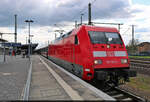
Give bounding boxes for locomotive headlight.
[94,60,102,64]
[121,59,128,64]
[107,45,110,48]
[94,60,98,64]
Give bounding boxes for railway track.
[129,58,150,75]
[130,62,150,68]
[102,86,146,102]
[130,58,150,61]
[130,58,150,65]
[130,59,150,64]
[90,81,146,102]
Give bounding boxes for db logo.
[107,51,114,57]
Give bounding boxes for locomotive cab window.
[88,31,122,44]
[105,32,122,44]
[88,31,106,44]
[75,35,78,45]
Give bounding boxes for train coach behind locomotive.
[47,25,136,86]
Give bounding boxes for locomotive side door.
[73,35,79,64]
[73,35,83,77]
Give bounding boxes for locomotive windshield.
[88,31,122,44]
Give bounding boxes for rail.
[102,86,146,102]
[130,58,150,75]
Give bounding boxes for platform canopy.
[0,38,8,42]
[1,42,21,47]
[20,43,38,50]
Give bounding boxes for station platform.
[29,55,115,101]
[0,55,3,62]
[0,55,115,100]
[0,55,30,100]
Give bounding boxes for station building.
[137,42,150,55]
[0,38,38,55]
[0,38,9,55]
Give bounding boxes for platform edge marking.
[39,56,83,100]
[23,60,32,100]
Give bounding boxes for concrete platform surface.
[0,55,30,100]
[29,55,71,100]
[29,55,105,100]
[0,55,3,62]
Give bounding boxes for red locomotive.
[42,25,136,86]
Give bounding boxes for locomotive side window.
[88,31,122,44]
[67,31,72,35]
[75,35,78,45]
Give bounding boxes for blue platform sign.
[1,42,21,47]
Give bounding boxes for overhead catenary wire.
[56,0,98,26]
[73,0,97,22]
[51,0,98,36]
[51,0,95,35]
[121,27,131,35]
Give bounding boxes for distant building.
[137,42,150,55]
[0,38,8,55]
[0,38,38,55]
[0,38,8,47]
[19,43,38,54]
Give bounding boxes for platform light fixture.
[25,19,34,61]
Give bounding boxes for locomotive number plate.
[106,51,114,57]
[106,60,118,64]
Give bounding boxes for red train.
[40,25,136,86]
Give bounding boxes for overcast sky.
[0,0,150,48]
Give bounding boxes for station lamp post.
[30,35,34,55]
[25,20,34,61]
[81,13,84,25]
